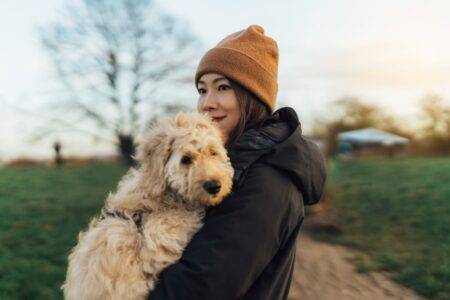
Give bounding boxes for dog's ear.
[175,111,212,130]
[175,112,188,128]
[136,119,175,197]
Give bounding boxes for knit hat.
[195,25,279,112]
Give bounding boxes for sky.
[1,0,450,160]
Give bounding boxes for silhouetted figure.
[53,141,63,166]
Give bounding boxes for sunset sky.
[1,0,449,159]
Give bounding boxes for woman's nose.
[200,92,218,112]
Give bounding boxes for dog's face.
[137,111,234,207]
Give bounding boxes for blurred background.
[0,0,448,299]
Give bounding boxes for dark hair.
[226,78,272,148]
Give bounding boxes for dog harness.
[98,208,151,232]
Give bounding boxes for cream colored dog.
[62,111,234,300]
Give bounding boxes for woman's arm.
[149,163,303,300]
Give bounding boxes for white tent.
[337,128,408,145]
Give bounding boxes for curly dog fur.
[62,111,234,300]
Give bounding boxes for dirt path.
[288,232,424,300]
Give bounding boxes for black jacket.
[149,107,327,300]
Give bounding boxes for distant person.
[338,141,352,159]
[150,25,327,299]
[53,141,63,166]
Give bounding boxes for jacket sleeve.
[148,163,302,299]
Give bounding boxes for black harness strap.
[99,209,149,232]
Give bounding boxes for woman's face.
[196,73,240,143]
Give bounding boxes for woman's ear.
[136,119,175,197]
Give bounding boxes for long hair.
[226,78,272,148]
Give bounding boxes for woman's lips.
[212,116,226,122]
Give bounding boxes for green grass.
[0,163,126,299]
[1,158,449,299]
[321,156,450,300]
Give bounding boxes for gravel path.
[288,233,424,300]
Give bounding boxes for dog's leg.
[139,208,204,292]
[63,217,148,300]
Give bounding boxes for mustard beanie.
[195,24,279,112]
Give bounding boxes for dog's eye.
[210,150,218,156]
[181,155,192,165]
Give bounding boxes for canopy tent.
[337,128,408,145]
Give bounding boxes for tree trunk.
[118,134,136,166]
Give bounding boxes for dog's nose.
[203,181,221,195]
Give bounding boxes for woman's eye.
[218,84,230,91]
[197,88,206,94]
[181,155,192,165]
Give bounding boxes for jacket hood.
[226,107,327,205]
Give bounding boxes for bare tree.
[39,0,201,165]
[417,93,450,154]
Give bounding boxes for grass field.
[0,158,448,299]
[0,163,126,299]
[319,156,450,300]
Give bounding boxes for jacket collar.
[226,107,295,188]
[225,107,327,206]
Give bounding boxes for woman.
[150,25,327,300]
